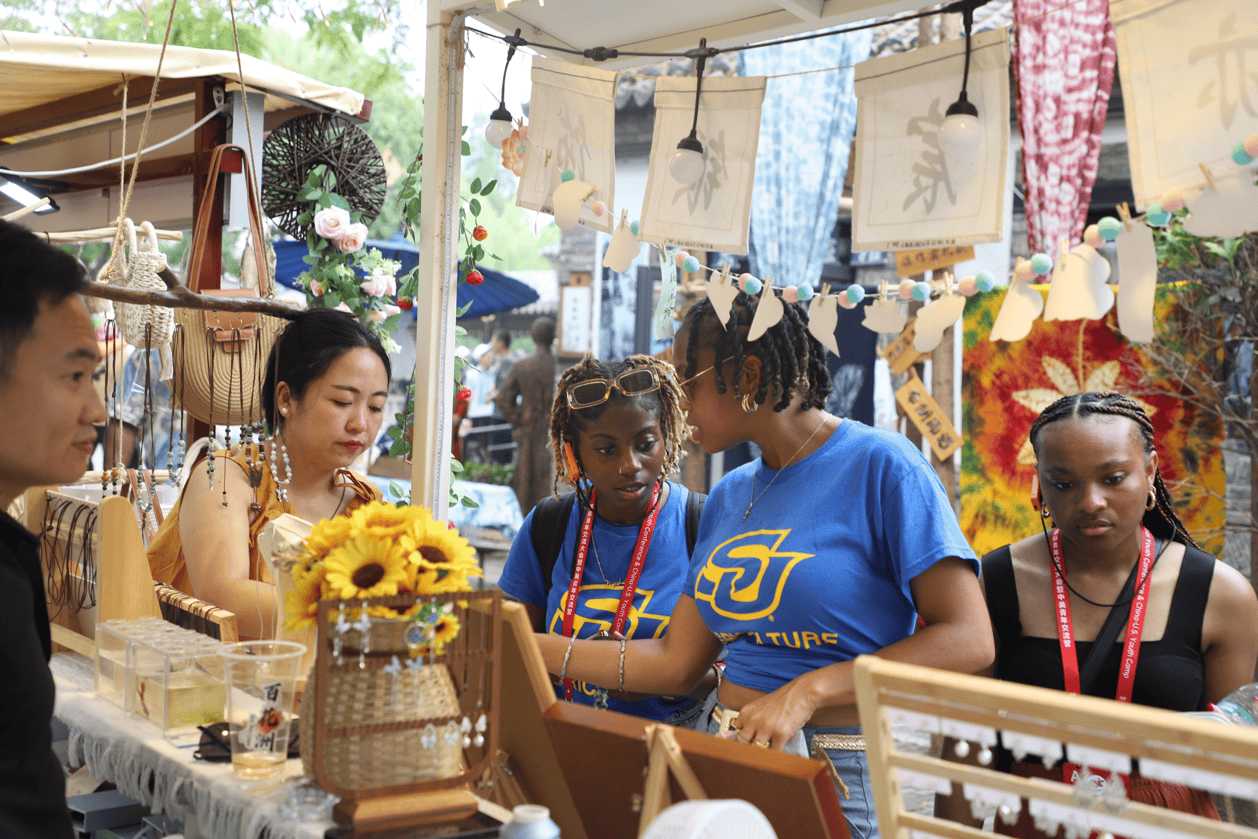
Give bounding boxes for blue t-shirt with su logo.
[686,419,978,694]
[498,482,699,721]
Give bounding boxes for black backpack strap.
[684,490,707,555]
[531,493,578,600]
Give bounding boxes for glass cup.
[219,641,307,779]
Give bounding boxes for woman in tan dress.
[148,309,388,639]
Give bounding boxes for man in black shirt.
[0,219,107,837]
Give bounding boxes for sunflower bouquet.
[283,501,481,654]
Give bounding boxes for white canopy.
[0,30,365,127]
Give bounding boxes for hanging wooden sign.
[895,370,961,461]
[880,322,924,376]
[895,245,974,277]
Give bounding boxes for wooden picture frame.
[496,601,848,839]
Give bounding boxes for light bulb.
[668,135,705,185]
[939,94,981,162]
[484,104,513,148]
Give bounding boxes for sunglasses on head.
[567,367,661,409]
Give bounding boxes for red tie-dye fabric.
[1013,0,1117,254]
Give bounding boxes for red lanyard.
[1052,526,1154,793]
[560,484,661,700]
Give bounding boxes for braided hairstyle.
[677,291,832,412]
[548,354,690,500]
[1029,391,1197,547]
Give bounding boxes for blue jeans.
[704,703,878,839]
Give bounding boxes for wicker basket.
[300,659,462,789]
[302,592,501,811]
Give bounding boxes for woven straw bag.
[171,144,283,426]
[114,219,175,381]
[300,619,463,790]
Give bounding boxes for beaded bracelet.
[618,638,628,692]
[559,633,578,685]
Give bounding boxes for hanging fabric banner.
[517,57,617,233]
[743,30,871,287]
[639,75,767,255]
[851,28,1011,252]
[1111,0,1258,208]
[1014,0,1116,254]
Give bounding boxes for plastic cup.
[219,641,307,779]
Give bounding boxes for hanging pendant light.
[485,29,524,148]
[939,5,982,162]
[669,39,715,186]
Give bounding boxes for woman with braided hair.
[497,353,713,725]
[938,391,1258,836]
[538,290,992,839]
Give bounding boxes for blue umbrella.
[272,236,539,319]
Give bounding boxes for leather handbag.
[171,144,283,427]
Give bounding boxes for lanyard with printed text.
[1052,525,1154,790]
[560,484,661,700]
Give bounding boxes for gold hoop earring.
[1040,506,1051,520]
[1146,489,1156,511]
[741,391,757,414]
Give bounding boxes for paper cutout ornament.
[747,278,785,343]
[862,297,908,334]
[807,284,841,356]
[705,266,740,328]
[913,293,966,352]
[1181,175,1258,239]
[552,178,597,230]
[1043,244,1113,322]
[989,279,1044,343]
[1115,222,1157,344]
[602,211,642,273]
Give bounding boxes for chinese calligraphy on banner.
[1111,0,1258,208]
[517,57,617,233]
[639,75,767,255]
[851,29,1011,252]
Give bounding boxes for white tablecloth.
[51,653,332,839]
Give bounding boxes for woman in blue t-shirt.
[497,354,712,725]
[537,291,994,839]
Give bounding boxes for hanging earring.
[354,601,372,670]
[385,655,402,710]
[474,611,487,748]
[1146,489,1156,510]
[270,434,291,505]
[443,720,461,747]
[332,602,348,665]
[206,424,217,494]
[740,391,757,414]
[562,440,580,482]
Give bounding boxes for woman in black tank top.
[937,392,1258,837]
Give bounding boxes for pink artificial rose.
[337,222,368,253]
[313,206,352,241]
[309,279,326,297]
[360,271,396,298]
[367,303,401,323]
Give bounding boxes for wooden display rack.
[492,602,847,839]
[307,590,502,833]
[853,655,1258,839]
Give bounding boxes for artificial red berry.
[466,269,485,285]
[472,226,488,242]
[456,387,472,401]
[396,296,414,310]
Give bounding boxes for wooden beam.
[0,78,197,143]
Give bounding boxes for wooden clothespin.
[1199,163,1216,190]
[543,149,553,168]
[820,282,832,299]
[878,278,889,300]
[1059,236,1070,263]
[620,207,629,227]
[1117,202,1132,230]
